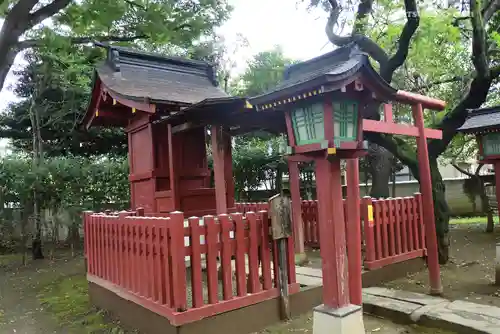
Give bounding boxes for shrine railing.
[236,193,427,270]
[361,194,426,270]
[83,210,298,326]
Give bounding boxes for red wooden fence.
[83,210,299,326]
[235,193,427,270]
[361,193,426,270]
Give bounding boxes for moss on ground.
[37,273,128,333]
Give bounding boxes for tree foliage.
[0,0,232,91]
[308,0,500,262]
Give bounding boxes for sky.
[0,0,332,118]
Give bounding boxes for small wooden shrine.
[458,105,500,216]
[82,44,237,216]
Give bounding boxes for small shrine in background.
[458,105,500,284]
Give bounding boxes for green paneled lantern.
[458,106,500,162]
[246,45,400,158]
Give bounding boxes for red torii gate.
[287,95,444,303]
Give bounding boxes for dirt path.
[0,252,84,334]
[383,223,500,307]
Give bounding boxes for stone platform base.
[313,304,365,334]
[363,287,500,333]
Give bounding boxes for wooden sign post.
[268,193,292,320]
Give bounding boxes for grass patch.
[449,216,499,225]
[37,274,125,333]
[0,253,22,268]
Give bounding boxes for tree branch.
[380,0,420,82]
[428,73,494,158]
[483,0,500,22]
[364,132,419,177]
[18,34,148,50]
[325,0,389,67]
[470,0,490,78]
[124,0,146,10]
[452,163,474,177]
[28,0,72,29]
[353,0,373,34]
[414,75,467,90]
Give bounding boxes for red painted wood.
[381,200,389,258]
[232,213,247,297]
[288,161,305,254]
[406,198,415,251]
[374,201,383,260]
[148,223,155,298]
[364,249,426,270]
[224,133,236,210]
[415,193,426,250]
[247,212,260,293]
[390,199,401,254]
[205,215,219,305]
[219,214,234,300]
[411,194,420,250]
[495,162,500,224]
[362,197,376,263]
[161,219,172,307]
[362,119,442,139]
[384,104,393,123]
[412,103,442,293]
[141,223,148,296]
[346,158,362,306]
[258,211,273,290]
[400,198,409,253]
[169,212,187,311]
[315,158,349,308]
[89,215,95,275]
[153,224,161,302]
[387,199,396,256]
[188,216,204,308]
[88,274,293,327]
[211,125,228,214]
[133,222,140,294]
[396,90,446,110]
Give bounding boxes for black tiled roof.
[457,106,500,133]
[249,43,397,106]
[95,43,228,105]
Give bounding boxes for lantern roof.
[457,105,500,134]
[248,43,397,110]
[93,43,228,105]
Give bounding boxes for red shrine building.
[82,44,238,217]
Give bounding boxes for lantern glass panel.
[482,133,500,156]
[333,101,358,143]
[291,103,325,145]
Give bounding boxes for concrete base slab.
[312,304,365,334]
[363,287,500,334]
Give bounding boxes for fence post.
[82,211,93,273]
[362,197,376,264]
[168,211,187,312]
[136,207,145,216]
[414,193,426,250]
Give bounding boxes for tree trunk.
[368,143,392,198]
[430,159,450,264]
[29,98,44,260]
[480,184,494,233]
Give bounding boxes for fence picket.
[219,214,234,300]
[205,215,219,305]
[188,216,204,308]
[232,213,246,297]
